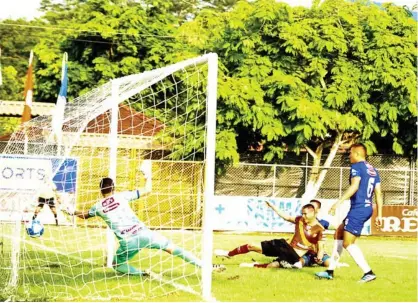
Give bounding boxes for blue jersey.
[318,218,329,230]
[349,161,381,209]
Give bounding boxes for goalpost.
[0,53,218,301]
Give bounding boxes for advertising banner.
[213,196,371,235]
[0,154,78,224]
[371,205,417,237]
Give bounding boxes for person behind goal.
[33,177,62,226]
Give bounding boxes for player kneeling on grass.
[216,203,329,269]
[64,169,225,276]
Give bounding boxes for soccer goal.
[0,53,218,301]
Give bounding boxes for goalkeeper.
[65,167,223,276]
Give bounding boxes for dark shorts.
[38,197,55,208]
[344,206,373,236]
[261,239,300,264]
[302,252,330,267]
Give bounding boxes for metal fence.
[215,162,417,205]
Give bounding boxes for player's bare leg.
[32,205,43,221]
[50,206,59,226]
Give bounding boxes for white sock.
[346,244,371,274]
[327,240,343,271]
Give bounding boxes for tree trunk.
[302,133,343,201]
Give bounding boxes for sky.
[0,0,416,20]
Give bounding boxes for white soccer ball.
[26,220,45,238]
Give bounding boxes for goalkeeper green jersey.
[88,190,145,240]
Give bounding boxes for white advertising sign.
[0,155,78,225]
[212,196,371,235]
[0,155,53,191]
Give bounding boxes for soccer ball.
[26,220,45,238]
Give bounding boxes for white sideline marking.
[384,255,416,261]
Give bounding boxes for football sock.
[172,246,202,267]
[54,214,58,226]
[327,240,343,271]
[346,244,371,273]
[32,214,37,220]
[228,244,249,257]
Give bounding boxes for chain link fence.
[215,160,417,205]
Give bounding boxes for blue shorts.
[113,229,171,266]
[344,206,373,236]
[302,252,330,267]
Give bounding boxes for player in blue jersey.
[316,143,383,283]
[66,172,225,276]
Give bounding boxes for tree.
[0,19,44,101]
[179,0,417,193]
[35,0,184,101]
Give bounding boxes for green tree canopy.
[179,0,416,190]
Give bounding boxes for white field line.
[383,255,417,261]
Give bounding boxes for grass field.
[0,225,416,302]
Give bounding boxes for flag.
[21,50,34,123]
[0,48,3,86]
[52,53,68,151]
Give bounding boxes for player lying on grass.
[216,203,329,269]
[65,169,225,276]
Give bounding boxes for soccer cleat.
[315,271,334,280]
[212,264,226,272]
[358,273,376,283]
[291,261,302,269]
[214,249,231,258]
[279,260,292,269]
[239,262,258,268]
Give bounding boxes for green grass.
[0,225,416,302]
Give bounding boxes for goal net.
[0,53,218,301]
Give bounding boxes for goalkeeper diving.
[65,162,225,276]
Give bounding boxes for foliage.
[0,0,416,167]
[179,0,417,166]
[0,19,43,101]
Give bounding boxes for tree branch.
[305,144,317,160]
